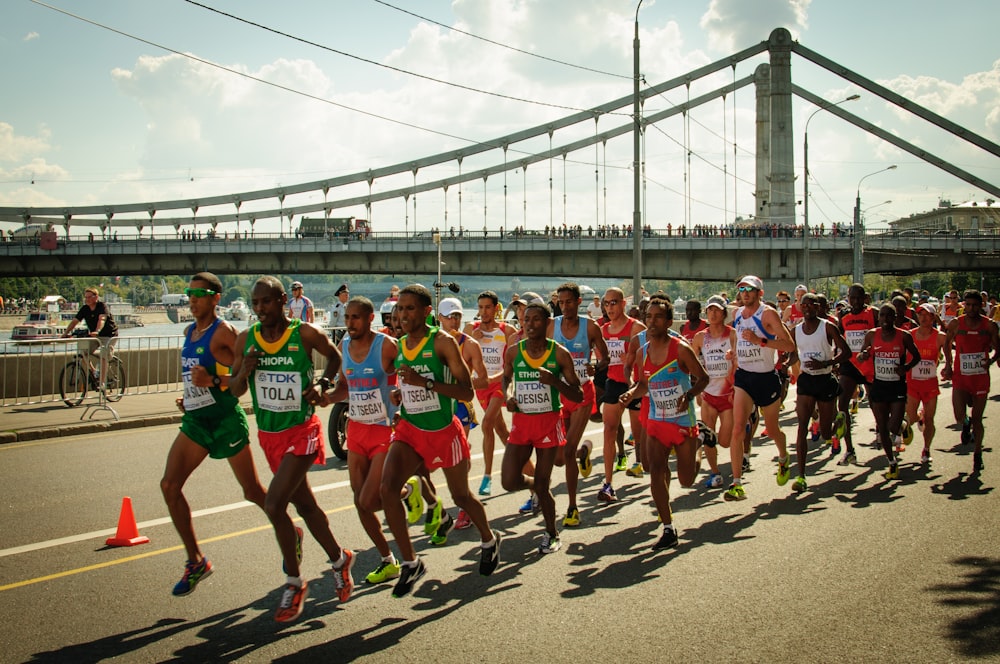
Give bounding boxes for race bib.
[959,352,986,376]
[845,330,866,353]
[650,382,683,419]
[874,356,900,381]
[401,378,441,415]
[572,356,592,382]
[912,359,936,380]
[515,381,554,414]
[182,372,216,411]
[348,387,389,424]
[607,338,626,366]
[254,370,302,412]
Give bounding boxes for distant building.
[889,199,999,234]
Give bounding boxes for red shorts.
[702,390,734,413]
[907,379,940,402]
[346,420,392,459]
[560,381,595,415]
[391,416,470,471]
[258,414,326,473]
[476,380,505,409]
[952,372,990,398]
[509,410,565,448]
[638,396,650,426]
[646,420,696,449]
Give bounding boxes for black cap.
[335,284,349,296]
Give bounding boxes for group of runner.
[159,271,999,624]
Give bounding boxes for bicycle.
[59,333,126,407]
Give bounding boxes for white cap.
[439,297,463,318]
[705,295,727,311]
[795,284,808,293]
[738,275,764,291]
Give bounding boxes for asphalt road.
[1,377,999,664]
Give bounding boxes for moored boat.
[10,296,69,340]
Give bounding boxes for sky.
[1,0,998,236]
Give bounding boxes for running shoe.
[902,421,914,446]
[652,527,679,550]
[626,462,644,478]
[479,475,492,496]
[833,412,847,439]
[614,453,629,472]
[776,456,791,486]
[454,509,473,530]
[858,385,866,402]
[365,559,401,584]
[704,472,724,489]
[831,437,841,455]
[479,530,501,576]
[404,477,423,525]
[518,494,539,515]
[723,483,747,501]
[961,418,973,446]
[838,452,856,466]
[894,436,904,453]
[282,526,305,575]
[742,455,751,473]
[172,557,213,596]
[578,442,593,478]
[423,500,443,536]
[883,464,899,481]
[850,399,858,415]
[539,531,561,554]
[392,559,426,598]
[810,421,821,442]
[920,449,932,464]
[430,512,456,546]
[274,580,309,623]
[562,507,581,527]
[597,483,616,502]
[792,476,808,493]
[332,549,355,603]
[973,451,984,472]
[625,433,635,446]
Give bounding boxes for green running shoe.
[776,457,791,486]
[423,500,443,536]
[792,476,807,493]
[404,476,423,525]
[723,483,747,501]
[365,559,401,584]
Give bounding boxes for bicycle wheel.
[327,401,349,461]
[59,361,88,407]
[104,356,127,402]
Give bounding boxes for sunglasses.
[738,286,757,293]
[777,299,790,303]
[602,299,620,306]
[184,287,217,297]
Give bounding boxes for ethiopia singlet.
[733,305,777,373]
[471,320,508,382]
[553,315,592,385]
[871,328,907,383]
[794,320,835,376]
[953,315,993,378]
[642,336,696,426]
[396,327,454,430]
[341,332,395,426]
[700,326,734,396]
[603,316,639,383]
[246,318,314,433]
[909,329,940,383]
[512,339,563,414]
[181,318,238,418]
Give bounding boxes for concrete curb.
[2,414,184,442]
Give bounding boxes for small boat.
[226,298,250,321]
[10,296,69,340]
[166,306,195,324]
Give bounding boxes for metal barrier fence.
[0,333,339,407]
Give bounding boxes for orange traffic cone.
[106,496,150,547]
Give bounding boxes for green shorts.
[180,404,251,459]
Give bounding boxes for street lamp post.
[852,165,897,283]
[803,94,859,288]
[631,0,644,304]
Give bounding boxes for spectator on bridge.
[288,281,314,323]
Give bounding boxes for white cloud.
[700,0,810,53]
[23,31,39,42]
[0,122,53,163]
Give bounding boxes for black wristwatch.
[212,375,222,388]
[317,376,331,392]
[425,378,435,391]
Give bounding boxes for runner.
[547,283,609,527]
[381,284,500,598]
[833,283,879,465]
[724,275,796,501]
[287,281,314,323]
[502,303,583,553]
[942,290,1000,472]
[161,272,267,596]
[790,293,850,492]
[320,296,402,585]
[620,297,708,549]
[679,299,708,342]
[598,287,646,501]
[229,276,353,623]
[464,290,514,495]
[690,295,737,489]
[856,304,920,480]
[906,303,946,464]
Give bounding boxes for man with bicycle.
[62,286,118,390]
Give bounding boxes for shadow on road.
[929,556,1000,660]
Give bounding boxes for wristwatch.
[425,378,435,391]
[212,375,222,388]
[317,376,331,392]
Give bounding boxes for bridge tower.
[767,28,797,229]
[754,64,771,226]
